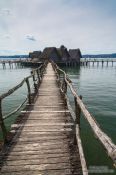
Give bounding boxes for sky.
[0,0,116,55]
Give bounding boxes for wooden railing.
[0,62,47,143]
[52,61,116,169]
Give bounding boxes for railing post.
[25,78,31,104]
[74,95,82,127]
[39,66,43,79]
[74,95,82,145]
[63,79,67,94]
[0,99,7,142]
[31,71,38,93]
[36,69,41,85]
[57,70,60,87]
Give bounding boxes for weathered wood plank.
[0,63,82,175]
[1,162,76,172]
[12,123,74,127]
[0,169,80,175]
[1,157,74,166]
[0,153,70,161]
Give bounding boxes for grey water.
[0,60,116,174]
[63,61,116,175]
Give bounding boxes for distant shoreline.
[0,55,28,59]
[0,54,116,59]
[83,53,116,58]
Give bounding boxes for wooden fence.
[52,61,116,167]
[0,62,47,142]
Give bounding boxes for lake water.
[0,60,116,174]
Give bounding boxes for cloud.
[0,0,116,55]
[5,35,10,39]
[0,8,12,16]
[26,35,36,41]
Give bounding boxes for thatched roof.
[39,47,59,59]
[29,51,42,59]
[57,45,70,60]
[69,49,82,60]
[29,46,82,63]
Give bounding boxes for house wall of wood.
[49,51,61,62]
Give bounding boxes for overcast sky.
[0,0,116,55]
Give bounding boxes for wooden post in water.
[102,60,104,67]
[97,61,99,67]
[31,71,37,93]
[25,78,31,104]
[2,62,6,69]
[0,99,7,142]
[107,60,108,67]
[112,61,113,67]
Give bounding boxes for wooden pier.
[0,60,23,69]
[0,61,116,175]
[0,63,84,175]
[0,59,44,69]
[81,59,116,67]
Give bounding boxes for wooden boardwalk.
[0,63,82,175]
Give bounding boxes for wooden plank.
[21,110,70,113]
[0,169,77,175]
[2,157,73,166]
[12,123,74,127]
[12,136,70,142]
[12,137,71,143]
[0,62,82,175]
[8,143,69,152]
[11,128,73,132]
[1,162,74,172]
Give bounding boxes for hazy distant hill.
[0,55,28,59]
[83,53,116,58]
[0,53,116,59]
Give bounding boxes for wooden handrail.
[0,62,47,142]
[0,79,25,100]
[66,95,88,175]
[3,98,27,120]
[0,64,44,100]
[52,61,116,165]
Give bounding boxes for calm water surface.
[0,63,32,131]
[64,62,116,175]
[0,61,116,174]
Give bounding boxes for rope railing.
[0,61,47,142]
[52,61,116,167]
[3,97,27,120]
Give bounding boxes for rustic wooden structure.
[0,59,43,69]
[0,60,24,69]
[0,61,85,175]
[29,46,81,66]
[0,61,116,175]
[81,59,116,67]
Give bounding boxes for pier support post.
[107,61,108,67]
[0,99,7,142]
[112,61,113,67]
[97,61,99,67]
[26,78,31,104]
[102,60,104,67]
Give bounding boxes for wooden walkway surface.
[0,63,82,175]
